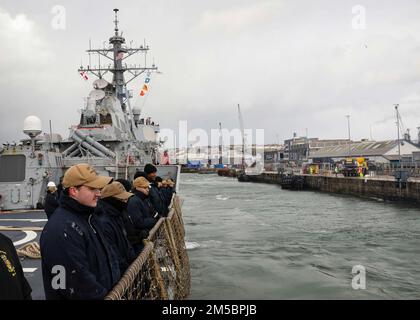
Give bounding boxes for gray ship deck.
[0,210,46,300]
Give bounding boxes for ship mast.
[78,8,158,113]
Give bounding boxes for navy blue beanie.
[144,164,157,175]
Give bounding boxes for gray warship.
[0,9,179,211]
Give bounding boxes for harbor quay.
[176,135,420,203]
[237,171,420,203]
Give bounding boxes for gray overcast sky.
[1,0,420,145]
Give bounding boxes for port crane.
[238,104,245,171]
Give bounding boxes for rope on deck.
[16,242,42,259]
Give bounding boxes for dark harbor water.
[179,173,420,299]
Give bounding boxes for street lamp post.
[395,104,401,165]
[395,104,402,195]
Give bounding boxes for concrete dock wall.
[304,175,420,203]
[245,171,420,203]
[247,172,279,184]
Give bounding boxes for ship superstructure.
[0,9,179,211]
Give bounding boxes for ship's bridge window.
[100,113,112,125]
[0,154,26,182]
[80,114,97,126]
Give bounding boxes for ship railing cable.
[105,195,190,300]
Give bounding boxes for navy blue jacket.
[127,190,158,231]
[161,187,174,208]
[149,183,168,217]
[40,195,121,300]
[44,191,59,219]
[0,233,32,300]
[95,198,136,273]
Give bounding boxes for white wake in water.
[185,241,201,250]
